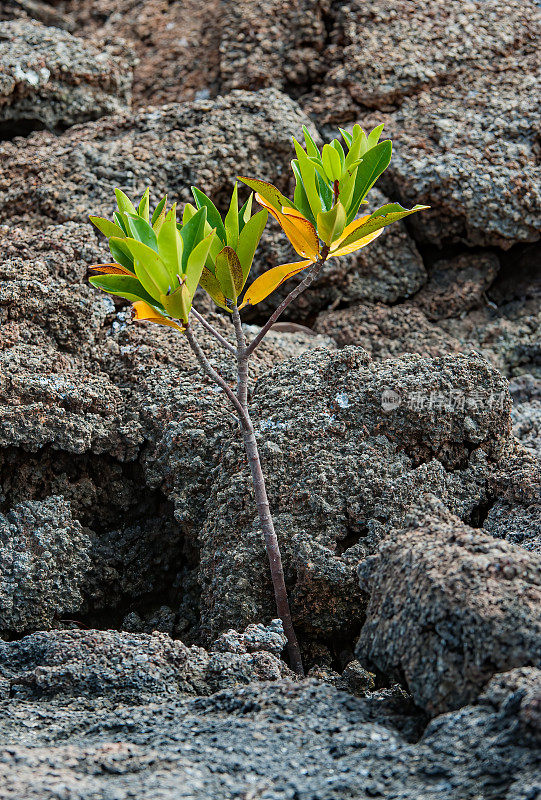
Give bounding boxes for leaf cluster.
[87,125,429,321]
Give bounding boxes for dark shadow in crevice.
[0,117,48,141]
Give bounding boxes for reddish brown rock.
[414,252,500,321]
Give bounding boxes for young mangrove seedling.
[88,124,428,675]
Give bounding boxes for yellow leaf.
[132,301,185,330]
[239,260,312,308]
[255,194,319,260]
[328,227,383,258]
[329,214,371,251]
[88,263,133,275]
[199,266,231,312]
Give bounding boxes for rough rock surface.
[414,252,500,321]
[314,302,462,359]
[0,221,334,639]
[0,671,539,799]
[357,510,541,715]
[0,624,292,701]
[0,497,90,634]
[63,0,222,106]
[195,346,538,653]
[222,0,541,248]
[509,374,541,460]
[0,88,315,226]
[0,20,132,134]
[440,298,541,378]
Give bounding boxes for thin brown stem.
[232,304,248,407]
[185,311,306,676]
[190,307,236,355]
[242,420,304,676]
[245,248,329,357]
[184,324,249,428]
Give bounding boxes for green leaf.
[224,182,239,249]
[317,200,346,245]
[152,202,167,235]
[125,213,159,253]
[179,207,207,272]
[182,202,197,225]
[161,282,191,322]
[151,196,167,225]
[346,140,392,225]
[237,177,292,212]
[109,238,135,273]
[138,188,150,222]
[331,139,346,171]
[293,139,323,220]
[337,164,358,212]
[367,124,385,150]
[322,143,342,182]
[239,193,253,232]
[114,212,128,235]
[316,173,333,213]
[308,155,331,184]
[339,127,353,148]
[158,204,183,282]
[191,187,226,244]
[119,237,172,298]
[89,273,159,307]
[236,209,268,287]
[338,203,429,249]
[185,231,216,297]
[302,125,320,159]
[115,188,137,216]
[199,266,230,311]
[345,127,364,169]
[292,161,316,226]
[89,216,125,239]
[215,246,243,300]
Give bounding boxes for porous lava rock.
[0,671,538,798]
[413,252,500,321]
[0,497,91,634]
[357,509,541,715]
[64,0,222,106]
[314,302,462,358]
[0,88,315,226]
[0,623,293,701]
[0,19,133,135]
[195,345,538,655]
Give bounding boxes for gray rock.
[439,298,541,378]
[0,670,538,798]
[314,301,462,358]
[510,375,541,461]
[0,497,90,634]
[0,626,293,701]
[61,0,221,106]
[0,221,334,639]
[484,500,541,553]
[195,346,536,650]
[0,88,315,226]
[357,510,541,715]
[0,20,133,134]
[414,252,500,321]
